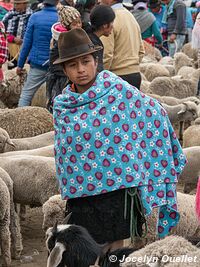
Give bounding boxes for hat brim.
[53,46,103,65]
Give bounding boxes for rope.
[124,187,148,243]
[8,49,20,63]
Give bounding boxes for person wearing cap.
[87,4,116,72]
[16,0,58,107]
[162,0,187,57]
[2,0,32,68]
[148,0,168,55]
[53,27,186,253]
[131,0,163,46]
[99,0,145,90]
[47,4,82,113]
[76,0,96,29]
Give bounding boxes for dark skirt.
[66,188,145,244]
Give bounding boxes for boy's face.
[15,2,27,12]
[63,54,98,90]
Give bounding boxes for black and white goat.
[46,220,135,267]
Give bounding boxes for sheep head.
[0,127,15,153]
[177,102,198,122]
[46,223,134,267]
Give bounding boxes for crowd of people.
[0,0,198,253]
[0,0,199,105]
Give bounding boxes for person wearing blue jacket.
[17,0,58,107]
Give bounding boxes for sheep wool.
[54,70,187,238]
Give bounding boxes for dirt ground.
[0,184,193,267]
[11,207,47,267]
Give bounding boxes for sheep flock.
[1,43,200,267]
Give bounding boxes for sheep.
[0,106,53,138]
[31,83,47,108]
[46,221,134,267]
[159,56,174,65]
[121,236,200,267]
[163,64,175,76]
[42,195,66,231]
[0,144,54,157]
[0,155,59,206]
[161,101,198,140]
[140,80,151,94]
[0,99,7,109]
[143,40,162,61]
[0,69,27,108]
[0,127,54,153]
[0,168,22,260]
[178,146,200,193]
[174,52,193,74]
[183,125,200,147]
[161,102,198,124]
[0,177,11,267]
[140,63,170,82]
[149,76,197,98]
[177,66,197,79]
[149,94,200,106]
[42,192,200,250]
[181,42,198,63]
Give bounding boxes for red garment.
[0,1,13,11]
[0,67,3,82]
[0,21,8,65]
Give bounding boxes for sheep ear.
[177,103,187,114]
[52,221,58,234]
[6,138,15,147]
[47,242,66,267]
[63,212,72,224]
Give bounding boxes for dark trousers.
[119,72,141,90]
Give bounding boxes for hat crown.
[57,28,96,62]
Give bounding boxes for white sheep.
[0,127,54,153]
[0,68,27,108]
[174,52,193,74]
[42,195,66,231]
[0,168,22,260]
[159,56,174,65]
[149,76,197,98]
[161,102,198,124]
[122,236,200,267]
[0,156,59,207]
[143,40,162,61]
[0,106,53,138]
[140,63,170,82]
[181,42,198,63]
[161,101,198,140]
[0,177,11,267]
[31,83,47,108]
[140,80,151,94]
[0,144,54,157]
[178,146,200,193]
[149,94,200,106]
[177,66,197,79]
[183,124,200,147]
[163,64,175,76]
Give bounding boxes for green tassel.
[124,187,148,243]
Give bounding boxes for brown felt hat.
[53,28,103,65]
